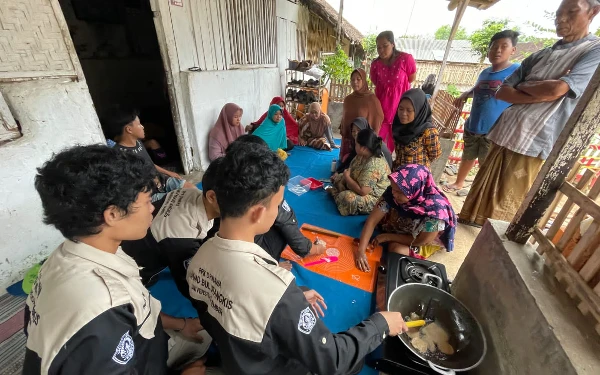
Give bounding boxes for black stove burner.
[385,254,450,304]
[406,262,431,282]
[368,253,453,375]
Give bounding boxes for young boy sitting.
[23,145,204,375]
[186,143,408,375]
[444,30,520,195]
[103,107,196,202]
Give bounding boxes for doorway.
[59,0,183,172]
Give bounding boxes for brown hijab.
[300,102,330,138]
[340,69,384,160]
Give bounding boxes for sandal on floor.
[457,217,482,228]
[444,165,458,176]
[456,187,470,197]
[442,185,461,193]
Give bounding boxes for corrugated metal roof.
[396,39,481,64]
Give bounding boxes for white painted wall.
[181,68,281,169]
[0,79,103,290]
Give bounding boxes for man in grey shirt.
[459,0,600,227]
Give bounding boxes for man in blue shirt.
[444,30,520,194]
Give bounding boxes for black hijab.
[337,117,393,172]
[392,89,434,146]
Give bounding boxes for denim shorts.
[152,176,186,202]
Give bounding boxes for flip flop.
[456,188,470,197]
[444,165,458,176]
[442,185,461,193]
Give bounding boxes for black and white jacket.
[23,240,168,375]
[208,200,312,261]
[186,235,389,375]
[122,188,214,297]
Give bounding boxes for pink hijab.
[210,103,244,147]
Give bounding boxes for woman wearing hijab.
[335,117,393,175]
[370,31,417,152]
[340,69,384,162]
[249,96,299,145]
[328,128,390,216]
[392,89,441,169]
[354,164,457,272]
[208,103,244,161]
[253,104,289,152]
[298,102,338,151]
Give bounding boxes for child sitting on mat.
[354,164,457,272]
[328,128,391,216]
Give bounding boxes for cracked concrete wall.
[0,79,103,292]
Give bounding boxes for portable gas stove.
[368,253,454,375]
[384,253,451,298]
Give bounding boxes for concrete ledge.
[453,220,600,375]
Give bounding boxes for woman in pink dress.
[370,31,417,152]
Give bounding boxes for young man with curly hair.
[186,143,409,375]
[23,145,205,375]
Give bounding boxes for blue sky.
[324,0,600,38]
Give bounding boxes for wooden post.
[336,0,344,46]
[506,64,600,244]
[432,0,470,98]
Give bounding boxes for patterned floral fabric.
[332,155,391,216]
[381,164,457,251]
[393,127,441,169]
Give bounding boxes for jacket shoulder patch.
[298,306,316,334]
[281,200,291,212]
[112,331,135,364]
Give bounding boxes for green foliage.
[521,20,558,50]
[434,25,469,40]
[446,84,461,98]
[469,19,512,63]
[362,33,378,61]
[596,27,600,37]
[321,46,353,83]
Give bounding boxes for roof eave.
[447,0,502,11]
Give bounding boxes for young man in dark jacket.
[187,143,408,375]
[207,135,326,267]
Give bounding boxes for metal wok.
[387,283,487,374]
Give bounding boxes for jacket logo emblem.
[112,331,135,364]
[183,258,191,270]
[298,306,316,334]
[282,200,291,212]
